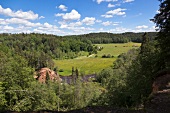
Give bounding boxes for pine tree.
[140,32,150,54]
[152,0,170,69]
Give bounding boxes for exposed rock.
[145,69,170,113]
[152,70,170,94]
[35,68,62,83]
[145,91,170,113]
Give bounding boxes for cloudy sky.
[0,0,160,36]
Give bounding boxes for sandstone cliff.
[34,68,62,83]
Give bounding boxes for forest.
[0,0,170,112]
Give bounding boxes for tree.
[140,32,150,54]
[125,33,158,106]
[0,82,6,111]
[152,0,170,69]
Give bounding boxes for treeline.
[0,33,97,69]
[0,32,156,70]
[66,32,156,44]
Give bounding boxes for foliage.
[97,32,163,108]
[0,33,97,69]
[126,34,158,106]
[0,31,160,111]
[72,32,156,44]
[55,43,140,76]
[152,0,170,69]
[0,82,6,111]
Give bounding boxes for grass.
[54,42,141,76]
[54,57,116,76]
[96,42,141,57]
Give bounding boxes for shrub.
[59,69,64,72]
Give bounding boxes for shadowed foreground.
[2,107,145,113]
[2,91,170,113]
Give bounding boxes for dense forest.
[0,32,156,70]
[0,0,170,112]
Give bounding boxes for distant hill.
[64,32,157,43]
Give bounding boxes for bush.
[102,54,112,58]
[107,54,111,58]
[59,69,64,72]
[102,54,107,58]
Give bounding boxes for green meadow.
[54,42,141,76]
[96,42,141,57]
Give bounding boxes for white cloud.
[4,18,41,27]
[55,13,64,17]
[0,25,33,34]
[44,22,53,28]
[3,25,14,30]
[136,25,148,29]
[113,23,118,26]
[99,28,104,31]
[60,24,68,29]
[102,21,112,26]
[56,9,81,21]
[106,8,126,15]
[58,21,82,29]
[156,10,160,13]
[109,27,131,33]
[96,19,102,23]
[123,0,134,3]
[33,26,61,35]
[57,20,95,35]
[113,22,122,26]
[101,14,113,18]
[96,0,118,4]
[58,5,68,11]
[82,17,96,25]
[39,16,45,19]
[0,17,59,34]
[108,3,115,8]
[0,18,6,24]
[70,21,82,27]
[0,5,39,20]
[97,0,103,4]
[102,8,126,18]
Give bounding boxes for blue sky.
[0,0,160,36]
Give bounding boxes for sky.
[0,0,160,36]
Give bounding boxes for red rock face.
[152,74,170,93]
[35,68,62,83]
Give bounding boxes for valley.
[55,42,141,76]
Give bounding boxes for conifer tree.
[152,0,170,69]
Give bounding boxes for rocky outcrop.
[34,68,62,83]
[152,70,170,93]
[145,69,170,113]
[145,91,170,113]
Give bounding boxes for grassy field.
[96,42,141,57]
[54,57,116,76]
[54,42,141,76]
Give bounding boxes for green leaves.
[153,0,170,68]
[0,82,6,111]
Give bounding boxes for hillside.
[55,42,141,76]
